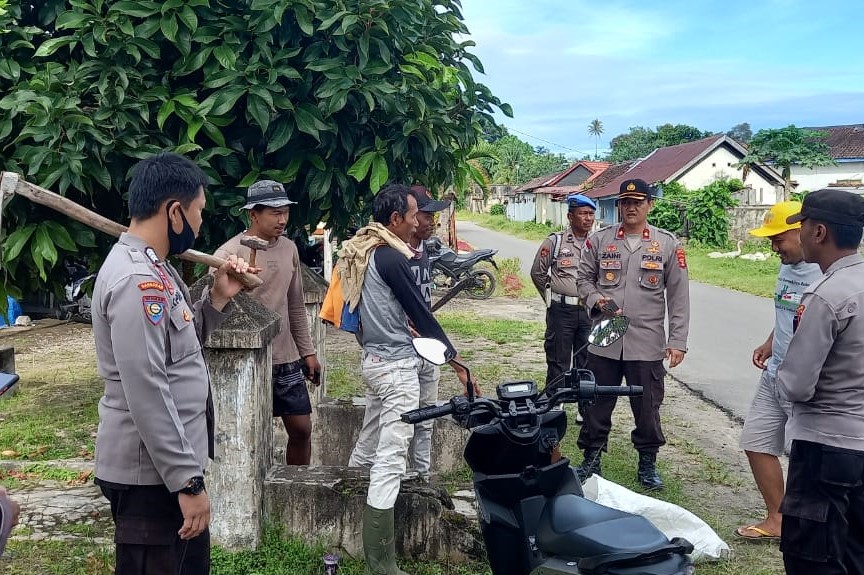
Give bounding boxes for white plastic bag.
[581,474,731,562]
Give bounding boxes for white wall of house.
[790,161,864,192]
[675,146,781,205]
[506,192,536,222]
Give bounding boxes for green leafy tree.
[736,125,835,200]
[0,0,509,304]
[648,179,741,247]
[726,122,752,144]
[480,135,569,185]
[607,124,712,163]
[587,118,603,160]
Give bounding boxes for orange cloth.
[319,266,345,328]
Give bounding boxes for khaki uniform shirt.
[92,233,229,492]
[577,225,690,361]
[778,254,864,452]
[530,231,587,298]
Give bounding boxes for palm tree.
[588,118,604,160]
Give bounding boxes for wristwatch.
[179,476,206,496]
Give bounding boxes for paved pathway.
[456,220,774,420]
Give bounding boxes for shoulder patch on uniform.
[138,281,164,292]
[540,246,550,258]
[142,295,167,325]
[675,247,687,269]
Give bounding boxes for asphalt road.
[456,220,774,420]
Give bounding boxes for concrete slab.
[263,465,483,562]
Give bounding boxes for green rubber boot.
[362,505,410,575]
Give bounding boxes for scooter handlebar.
[401,402,455,424]
[594,385,643,396]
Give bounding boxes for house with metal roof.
[790,124,864,191]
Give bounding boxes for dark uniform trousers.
[576,353,666,454]
[780,440,864,575]
[98,482,210,575]
[544,301,592,388]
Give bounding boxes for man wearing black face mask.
[91,152,252,575]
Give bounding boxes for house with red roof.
[508,160,611,225]
[790,124,864,192]
[583,134,785,226]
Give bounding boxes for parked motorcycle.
[60,259,95,323]
[426,236,498,299]
[402,318,694,575]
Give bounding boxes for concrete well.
[263,465,483,562]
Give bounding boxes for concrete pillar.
[189,277,280,550]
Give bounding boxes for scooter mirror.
[588,316,630,348]
[412,337,449,365]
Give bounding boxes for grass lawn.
[0,329,101,460]
[684,244,778,298]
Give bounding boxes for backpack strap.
[549,231,565,272]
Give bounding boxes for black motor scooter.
[402,318,694,575]
[426,236,498,299]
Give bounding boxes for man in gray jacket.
[92,153,251,575]
[777,189,864,575]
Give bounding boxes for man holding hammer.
[214,180,322,466]
[92,152,252,575]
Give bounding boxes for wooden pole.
[0,172,263,289]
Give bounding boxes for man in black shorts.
[214,180,322,464]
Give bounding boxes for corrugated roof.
[515,161,612,193]
[583,135,727,199]
[805,125,864,159]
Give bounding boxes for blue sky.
[459,0,864,158]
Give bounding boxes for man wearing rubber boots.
[776,189,864,575]
[531,193,597,391]
[347,185,474,575]
[576,178,690,490]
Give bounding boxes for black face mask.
[166,201,196,256]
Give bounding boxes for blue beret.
[567,194,597,210]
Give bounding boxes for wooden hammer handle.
[2,172,263,289]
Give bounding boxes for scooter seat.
[535,493,670,559]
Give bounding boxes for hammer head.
[239,235,270,251]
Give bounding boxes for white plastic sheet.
[581,474,731,562]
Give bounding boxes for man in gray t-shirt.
[736,202,822,541]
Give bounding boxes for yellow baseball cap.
[749,201,803,237]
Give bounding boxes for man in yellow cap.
[735,201,822,542]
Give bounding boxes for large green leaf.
[246,93,270,133]
[33,37,77,58]
[266,117,294,153]
[2,225,37,263]
[370,155,389,193]
[294,105,320,141]
[42,221,78,252]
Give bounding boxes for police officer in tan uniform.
[531,193,597,389]
[92,152,252,575]
[576,178,690,489]
[775,189,864,575]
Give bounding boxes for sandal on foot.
[735,524,780,542]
